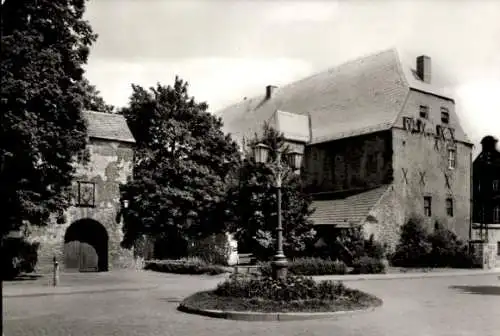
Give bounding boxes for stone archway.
[64,219,109,272]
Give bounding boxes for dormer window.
[441,107,450,124]
[419,105,429,119]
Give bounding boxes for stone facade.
[304,90,472,251]
[391,89,473,240]
[304,131,393,194]
[363,185,405,251]
[30,112,136,273]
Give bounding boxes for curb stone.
[312,269,500,282]
[177,303,378,321]
[4,285,159,298]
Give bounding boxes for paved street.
[3,271,500,336]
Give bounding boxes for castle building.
[31,111,137,273]
[217,49,473,251]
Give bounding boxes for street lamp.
[253,143,303,280]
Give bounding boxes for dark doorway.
[64,219,109,272]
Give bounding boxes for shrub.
[427,223,463,267]
[317,227,387,265]
[451,245,482,269]
[1,237,40,280]
[215,274,350,301]
[181,274,383,313]
[391,217,481,269]
[391,216,432,267]
[144,258,229,275]
[258,258,348,277]
[351,256,387,274]
[363,234,387,260]
[187,233,232,266]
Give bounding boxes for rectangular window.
[419,105,429,119]
[493,180,499,192]
[494,206,500,224]
[441,107,450,124]
[497,242,500,256]
[424,196,432,217]
[448,149,456,169]
[446,198,454,217]
[76,181,96,207]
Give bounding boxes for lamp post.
[252,143,303,280]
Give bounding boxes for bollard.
[53,255,59,287]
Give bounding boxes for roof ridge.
[267,48,397,97]
[84,110,123,117]
[217,48,397,115]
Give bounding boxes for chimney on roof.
[265,85,277,100]
[416,55,431,83]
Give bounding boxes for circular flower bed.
[180,274,382,313]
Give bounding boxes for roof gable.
[217,49,409,144]
[83,111,135,144]
[217,49,459,145]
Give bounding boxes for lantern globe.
[253,143,270,164]
[287,150,303,170]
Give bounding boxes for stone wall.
[30,138,135,273]
[391,90,473,241]
[363,185,406,252]
[470,242,498,269]
[304,131,393,193]
[471,226,500,268]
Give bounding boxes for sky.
[84,0,500,155]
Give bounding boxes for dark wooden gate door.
[64,241,99,272]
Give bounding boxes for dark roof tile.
[216,48,471,145]
[310,185,390,226]
[83,111,135,143]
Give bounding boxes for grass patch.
[180,274,382,313]
[144,258,230,275]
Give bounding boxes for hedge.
[144,258,229,275]
[259,258,348,276]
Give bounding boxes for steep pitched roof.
[83,111,135,143]
[216,48,463,145]
[310,185,390,227]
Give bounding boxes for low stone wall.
[471,242,497,269]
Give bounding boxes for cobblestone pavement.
[3,272,500,336]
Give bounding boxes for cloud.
[455,80,500,143]
[263,1,339,23]
[83,0,500,150]
[85,57,314,111]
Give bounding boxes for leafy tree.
[78,77,115,113]
[0,0,97,239]
[225,124,316,260]
[1,237,39,280]
[120,78,241,257]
